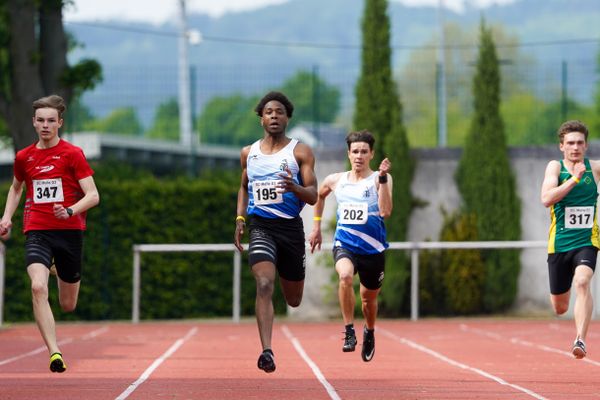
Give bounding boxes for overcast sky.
[64,0,518,25]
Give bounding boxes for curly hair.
[254,91,294,118]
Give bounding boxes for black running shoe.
[361,327,375,362]
[572,338,587,359]
[343,330,357,352]
[257,349,276,373]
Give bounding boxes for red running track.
[0,318,598,399]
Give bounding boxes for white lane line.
[115,326,198,400]
[380,328,547,400]
[461,324,600,367]
[281,325,341,400]
[0,325,109,367]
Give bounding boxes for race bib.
[253,180,283,205]
[565,206,594,229]
[33,178,64,204]
[339,202,368,225]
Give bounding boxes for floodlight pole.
[178,0,193,147]
[436,0,447,147]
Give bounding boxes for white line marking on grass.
[380,328,547,400]
[115,327,198,400]
[461,324,600,367]
[281,325,341,400]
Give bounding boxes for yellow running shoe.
[49,352,66,373]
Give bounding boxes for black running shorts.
[333,247,385,290]
[25,230,84,283]
[547,246,597,295]
[248,215,306,282]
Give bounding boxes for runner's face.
[560,131,587,163]
[348,142,373,172]
[33,108,62,142]
[261,101,288,135]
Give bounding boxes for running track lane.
[0,319,598,399]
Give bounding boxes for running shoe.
[257,349,276,373]
[572,338,587,359]
[343,329,357,352]
[49,352,66,373]
[361,327,375,362]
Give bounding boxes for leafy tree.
[146,98,180,141]
[455,20,521,312]
[593,47,600,137]
[354,0,413,316]
[64,97,95,133]
[280,70,341,124]
[197,69,342,146]
[84,107,142,136]
[0,0,101,150]
[398,22,534,147]
[197,95,260,146]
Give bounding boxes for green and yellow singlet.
[548,158,599,254]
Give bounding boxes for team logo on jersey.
[27,156,34,162]
[279,159,288,171]
[52,155,61,160]
[37,165,55,173]
[363,187,371,198]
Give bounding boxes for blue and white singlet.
[246,138,304,219]
[333,171,388,255]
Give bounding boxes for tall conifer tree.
[455,20,521,311]
[354,0,413,314]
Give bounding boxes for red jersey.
[14,139,94,232]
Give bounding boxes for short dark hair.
[32,95,67,119]
[255,91,294,118]
[345,130,375,150]
[558,120,589,143]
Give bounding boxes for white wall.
[291,144,600,320]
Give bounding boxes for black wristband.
[378,174,388,184]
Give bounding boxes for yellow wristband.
[572,176,580,184]
[313,216,322,221]
[236,215,246,223]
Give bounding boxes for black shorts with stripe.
[547,245,597,295]
[248,215,306,282]
[25,230,84,283]
[333,247,385,290]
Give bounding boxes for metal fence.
[131,240,551,324]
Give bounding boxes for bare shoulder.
[589,159,600,170]
[240,144,252,157]
[294,142,315,159]
[323,171,344,189]
[544,160,561,173]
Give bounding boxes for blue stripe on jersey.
[246,138,304,219]
[333,171,388,255]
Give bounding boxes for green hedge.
[2,165,286,322]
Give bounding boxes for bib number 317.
[565,206,594,229]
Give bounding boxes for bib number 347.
[33,178,64,204]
